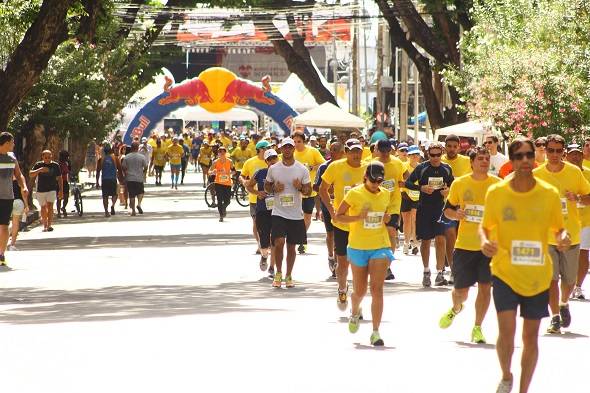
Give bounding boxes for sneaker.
[328,257,336,273]
[297,244,306,254]
[547,315,561,334]
[403,243,409,255]
[573,286,586,300]
[285,275,295,288]
[337,287,348,311]
[559,304,571,328]
[496,377,513,393]
[272,272,282,288]
[7,245,18,251]
[0,254,5,266]
[268,266,275,278]
[348,308,362,333]
[385,268,395,280]
[137,206,143,214]
[422,272,431,287]
[219,217,223,222]
[255,249,261,255]
[370,331,384,346]
[411,245,419,255]
[439,304,463,329]
[259,256,268,271]
[110,206,115,215]
[47,227,54,232]
[435,272,447,286]
[471,325,486,344]
[448,273,454,285]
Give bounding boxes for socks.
[424,267,430,273]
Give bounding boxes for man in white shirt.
[485,135,508,176]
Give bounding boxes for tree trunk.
[0,0,75,131]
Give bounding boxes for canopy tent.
[169,106,259,122]
[293,102,365,129]
[433,120,498,146]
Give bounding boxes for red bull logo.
[158,76,213,106]
[221,79,276,106]
[131,115,150,140]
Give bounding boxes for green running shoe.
[272,272,282,288]
[471,325,486,344]
[439,304,463,329]
[370,331,384,346]
[348,308,362,334]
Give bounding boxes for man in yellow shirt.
[534,137,547,165]
[480,138,569,393]
[231,139,254,174]
[150,138,167,186]
[293,131,326,253]
[439,147,500,344]
[583,137,590,168]
[320,138,366,310]
[533,134,590,333]
[166,137,184,190]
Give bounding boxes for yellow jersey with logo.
[294,145,325,197]
[343,185,392,250]
[152,146,167,166]
[442,154,472,178]
[579,168,590,227]
[482,178,563,296]
[370,157,405,215]
[166,145,184,165]
[241,156,268,204]
[230,148,254,171]
[198,146,213,166]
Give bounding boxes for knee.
[370,283,384,297]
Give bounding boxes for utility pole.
[362,0,369,116]
[332,10,338,100]
[376,22,384,129]
[351,0,360,115]
[413,63,419,143]
[399,49,408,141]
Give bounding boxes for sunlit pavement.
[0,169,588,393]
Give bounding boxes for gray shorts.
[249,203,257,218]
[548,244,580,285]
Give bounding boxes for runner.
[96,143,122,217]
[198,140,213,187]
[480,137,570,393]
[166,137,184,190]
[405,142,454,287]
[0,132,27,265]
[191,132,202,171]
[292,131,325,253]
[264,137,311,288]
[30,150,63,232]
[151,138,166,186]
[320,138,366,308]
[138,138,151,182]
[485,135,508,176]
[337,162,394,346]
[438,147,500,343]
[179,139,190,185]
[231,138,254,176]
[400,145,421,255]
[211,145,234,222]
[314,142,344,277]
[583,137,590,169]
[532,134,590,333]
[534,137,546,164]
[122,142,148,216]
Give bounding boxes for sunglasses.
[429,153,442,158]
[513,151,535,160]
[547,148,564,154]
[535,143,545,147]
[368,177,383,184]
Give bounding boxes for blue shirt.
[315,159,333,210]
[254,168,271,214]
[102,155,117,180]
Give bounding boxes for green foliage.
[0,0,41,67]
[446,0,590,142]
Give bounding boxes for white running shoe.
[403,243,409,255]
[7,245,17,251]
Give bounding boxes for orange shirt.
[214,159,233,186]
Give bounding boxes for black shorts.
[416,203,445,240]
[154,165,164,172]
[302,196,315,215]
[492,276,549,320]
[0,199,13,225]
[401,197,418,212]
[271,216,307,245]
[386,214,400,229]
[452,249,491,289]
[321,204,333,232]
[334,226,349,257]
[101,179,117,197]
[126,181,144,197]
[256,210,272,249]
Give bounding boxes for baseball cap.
[218,145,227,151]
[141,137,147,142]
[309,135,318,141]
[376,139,392,152]
[264,149,278,160]
[407,145,420,155]
[281,137,295,147]
[398,142,409,151]
[256,140,270,150]
[369,130,388,144]
[567,143,583,154]
[366,162,385,182]
[345,138,363,151]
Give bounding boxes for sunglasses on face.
[513,151,535,160]
[429,153,442,158]
[535,143,545,147]
[368,177,383,184]
[547,148,564,154]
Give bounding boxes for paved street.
[1,170,589,393]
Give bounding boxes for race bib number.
[561,198,568,216]
[265,197,274,210]
[511,240,543,266]
[464,204,484,223]
[428,177,444,190]
[408,190,420,199]
[382,180,394,191]
[578,201,585,209]
[364,212,384,229]
[280,194,295,207]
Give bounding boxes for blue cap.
[407,145,420,155]
[398,142,409,151]
[369,131,388,144]
[255,140,270,150]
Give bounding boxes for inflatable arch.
[124,67,298,144]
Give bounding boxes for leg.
[496,310,517,382]
[401,211,411,246]
[548,280,559,315]
[273,237,286,273]
[452,287,469,312]
[10,215,20,246]
[350,263,368,316]
[214,184,224,217]
[410,209,417,243]
[576,249,589,288]
[326,230,334,259]
[420,239,431,269]
[102,197,109,213]
[285,243,296,276]
[445,226,457,269]
[0,224,9,255]
[252,217,260,250]
[314,195,321,220]
[520,318,542,393]
[434,235,446,271]
[137,193,144,208]
[336,256,349,291]
[475,283,492,327]
[129,196,136,215]
[46,202,54,228]
[368,258,389,331]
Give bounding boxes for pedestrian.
[139,137,151,181]
[191,132,202,171]
[96,143,121,217]
[211,145,234,222]
[485,135,508,176]
[198,140,213,187]
[400,145,421,255]
[166,137,184,189]
[122,142,148,216]
[8,175,29,252]
[56,150,71,218]
[117,144,129,209]
[30,150,63,232]
[179,138,190,185]
[85,138,97,178]
[151,138,166,186]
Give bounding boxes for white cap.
[309,135,317,141]
[264,149,278,160]
[280,137,295,147]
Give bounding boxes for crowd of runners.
[0,125,589,393]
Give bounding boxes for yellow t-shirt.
[373,157,405,215]
[152,146,167,166]
[583,158,590,169]
[482,178,563,296]
[148,138,157,149]
[183,137,192,148]
[166,144,184,165]
[401,162,420,201]
[162,139,172,149]
[343,185,392,250]
[230,148,254,171]
[447,174,501,251]
[533,162,590,245]
[241,156,268,204]
[294,145,325,197]
[579,168,590,227]
[220,136,233,148]
[361,147,372,161]
[198,146,213,166]
[442,154,472,178]
[321,159,366,231]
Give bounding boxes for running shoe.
[348,308,362,333]
[496,378,513,393]
[111,206,115,215]
[297,244,306,254]
[47,227,54,232]
[403,243,409,255]
[285,275,295,288]
[448,273,454,285]
[370,331,384,346]
[435,271,447,286]
[337,286,348,311]
[331,270,336,279]
[219,217,223,222]
[268,266,274,278]
[328,257,336,274]
[7,245,18,251]
[572,286,586,300]
[422,272,431,287]
[411,245,419,255]
[137,206,143,214]
[439,304,463,329]
[272,272,282,288]
[0,254,5,266]
[559,304,571,328]
[385,268,395,280]
[259,256,268,271]
[547,315,561,334]
[471,325,486,344]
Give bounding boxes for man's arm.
[404,164,421,190]
[319,181,334,216]
[14,162,27,193]
[29,164,46,178]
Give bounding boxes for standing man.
[485,135,508,176]
[480,138,570,393]
[122,142,148,216]
[292,131,325,253]
[30,150,63,232]
[405,142,453,287]
[264,137,311,288]
[0,132,27,265]
[96,144,121,217]
[532,134,590,333]
[166,136,184,189]
[439,147,500,343]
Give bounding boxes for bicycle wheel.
[74,189,83,216]
[235,183,249,207]
[204,183,218,208]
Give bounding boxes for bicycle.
[69,174,83,216]
[205,173,249,208]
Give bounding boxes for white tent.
[293,102,366,129]
[169,106,259,122]
[433,120,497,145]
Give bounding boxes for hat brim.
[568,148,583,154]
[347,144,363,150]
